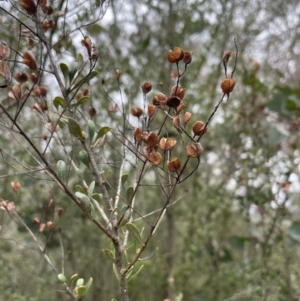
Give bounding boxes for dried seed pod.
[153,93,167,106]
[167,157,181,172]
[41,5,53,15]
[145,132,159,148]
[131,107,143,117]
[10,84,22,101]
[167,96,181,109]
[57,208,65,217]
[29,72,37,82]
[19,0,37,14]
[89,106,97,117]
[116,69,121,81]
[186,142,204,158]
[143,146,151,157]
[11,181,21,192]
[176,102,186,114]
[133,128,143,143]
[167,47,184,63]
[183,51,193,65]
[148,104,156,118]
[183,112,192,126]
[23,51,37,70]
[172,115,181,132]
[39,86,48,96]
[0,43,10,59]
[14,72,28,83]
[141,81,152,94]
[192,121,205,136]
[148,151,162,166]
[32,218,40,227]
[39,223,46,232]
[220,78,236,94]
[83,87,89,96]
[222,51,233,70]
[81,36,92,58]
[46,221,54,229]
[171,85,185,100]
[32,103,43,114]
[159,137,177,151]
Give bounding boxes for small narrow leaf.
[73,96,90,108]
[88,120,95,143]
[102,249,115,261]
[76,278,84,287]
[75,192,87,199]
[112,263,119,281]
[79,150,90,168]
[88,181,95,199]
[95,126,110,141]
[75,185,86,194]
[121,174,129,185]
[85,277,93,294]
[125,223,143,245]
[127,265,144,282]
[70,273,79,283]
[68,117,84,140]
[56,160,66,181]
[153,209,166,235]
[59,63,69,86]
[77,285,86,298]
[53,96,66,109]
[92,193,102,202]
[126,186,134,203]
[139,247,158,261]
[75,167,84,180]
[58,273,67,283]
[69,62,78,82]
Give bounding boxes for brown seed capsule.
[83,87,89,96]
[172,115,181,132]
[141,81,152,94]
[39,86,48,97]
[39,223,46,232]
[167,96,181,109]
[81,36,92,58]
[220,78,236,94]
[20,0,37,14]
[222,51,233,69]
[167,47,184,63]
[176,102,186,114]
[148,151,162,166]
[186,142,204,158]
[29,73,37,82]
[159,137,177,151]
[183,112,192,126]
[14,72,28,83]
[183,51,193,65]
[32,218,40,227]
[10,84,22,101]
[171,85,185,100]
[167,157,181,172]
[11,181,21,192]
[47,221,54,229]
[131,107,143,117]
[153,93,167,106]
[133,128,143,143]
[192,121,205,136]
[57,208,65,217]
[145,132,159,148]
[89,106,97,117]
[23,51,37,70]
[148,104,156,118]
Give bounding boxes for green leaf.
[121,173,129,185]
[92,193,102,202]
[112,263,119,281]
[85,277,93,294]
[70,273,78,284]
[95,126,110,141]
[76,278,84,287]
[77,285,86,298]
[70,70,98,92]
[79,150,90,168]
[127,265,144,282]
[288,222,300,242]
[56,160,66,181]
[75,185,86,194]
[125,223,143,245]
[58,273,67,283]
[73,96,90,108]
[68,117,84,140]
[60,63,69,85]
[102,249,115,261]
[88,120,95,143]
[286,99,296,111]
[153,209,166,235]
[69,62,78,82]
[88,181,95,199]
[140,247,158,261]
[77,53,84,65]
[53,96,66,109]
[75,192,87,199]
[126,186,134,203]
